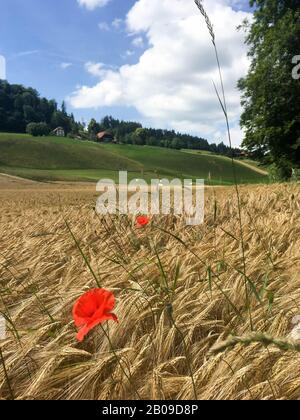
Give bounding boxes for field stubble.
[0,176,300,400]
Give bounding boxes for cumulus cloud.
[70,0,252,145]
[77,0,111,11]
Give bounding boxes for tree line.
[87,116,241,156]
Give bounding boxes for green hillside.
[0,133,268,185]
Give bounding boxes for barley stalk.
[194,0,252,328]
[210,333,300,355]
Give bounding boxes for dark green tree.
[88,118,101,136]
[132,128,147,145]
[26,122,50,137]
[238,0,300,178]
[51,110,71,133]
[0,81,74,135]
[171,137,183,150]
[61,101,67,115]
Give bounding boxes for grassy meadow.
[0,174,300,400]
[0,133,267,185]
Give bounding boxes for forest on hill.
[0,80,241,157]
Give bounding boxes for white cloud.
[13,50,40,58]
[98,18,124,32]
[61,62,73,70]
[125,50,134,57]
[0,55,6,80]
[132,36,144,48]
[112,18,123,30]
[99,18,123,32]
[70,0,252,146]
[85,62,106,77]
[98,21,110,31]
[77,0,111,11]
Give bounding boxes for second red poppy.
[136,215,150,228]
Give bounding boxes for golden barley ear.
[194,0,216,45]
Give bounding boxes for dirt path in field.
[0,173,97,190]
[0,172,39,183]
[236,161,269,175]
[0,173,42,188]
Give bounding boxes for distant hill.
[0,133,268,185]
[0,81,242,157]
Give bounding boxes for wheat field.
[0,174,300,400]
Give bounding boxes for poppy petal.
[76,324,91,343]
[76,313,118,342]
[96,289,115,312]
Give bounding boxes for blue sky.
[0,0,252,144]
[0,0,141,121]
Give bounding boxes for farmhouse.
[96,131,116,143]
[238,150,250,158]
[53,127,65,137]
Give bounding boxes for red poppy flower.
[73,288,118,342]
[136,215,150,228]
